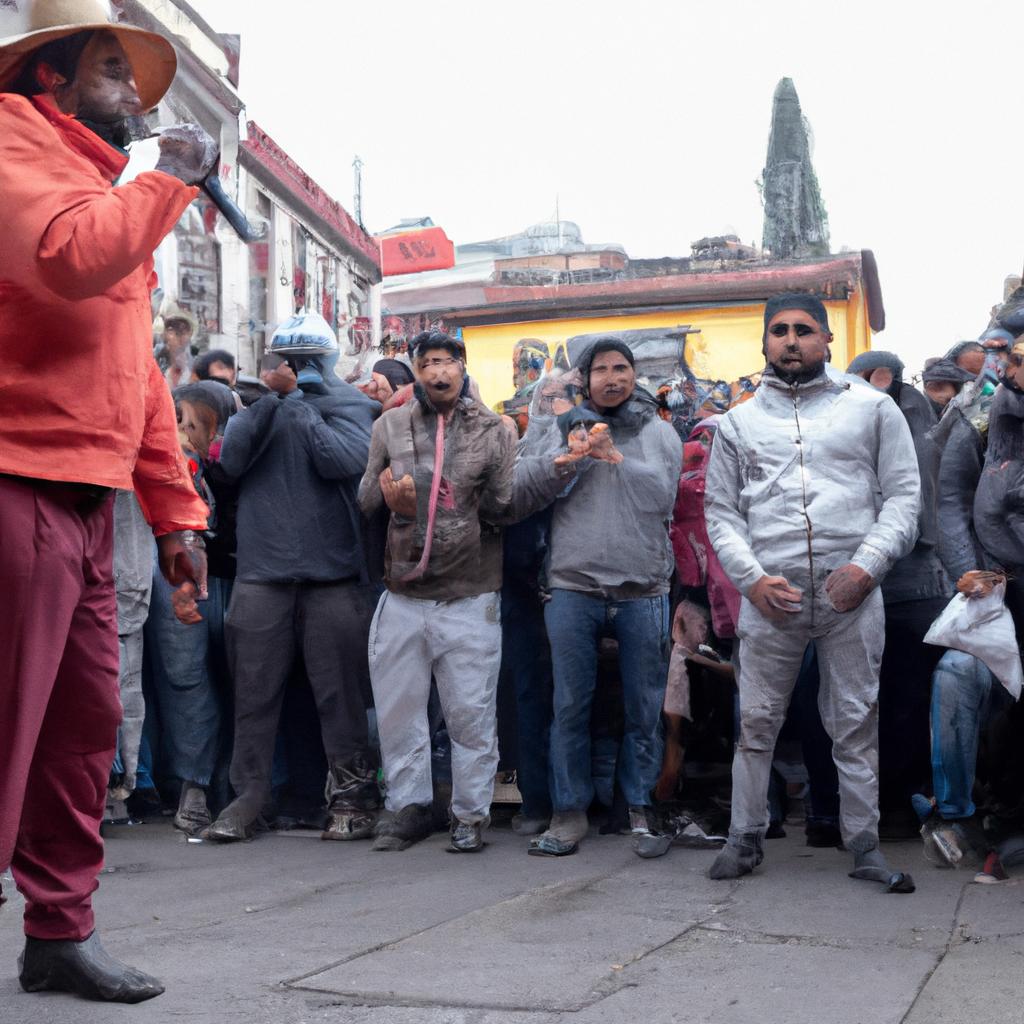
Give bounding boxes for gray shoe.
[450,816,489,853]
[371,804,434,852]
[173,782,211,837]
[708,831,764,879]
[528,810,589,857]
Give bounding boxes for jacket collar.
[31,94,128,182]
[760,363,844,397]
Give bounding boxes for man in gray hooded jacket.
[705,294,921,890]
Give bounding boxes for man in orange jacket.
[0,1,217,1003]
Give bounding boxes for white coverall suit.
[705,367,921,850]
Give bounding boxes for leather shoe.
[19,932,164,1003]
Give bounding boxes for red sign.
[378,227,455,277]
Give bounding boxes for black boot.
[19,933,164,1003]
[206,788,265,842]
[322,754,380,841]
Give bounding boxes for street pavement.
[1,817,1021,1024]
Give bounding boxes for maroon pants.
[0,477,121,940]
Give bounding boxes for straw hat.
[0,0,176,110]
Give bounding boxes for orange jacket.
[0,93,208,534]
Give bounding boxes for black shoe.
[805,821,844,848]
[323,755,380,841]
[19,933,164,1003]
[450,816,488,852]
[766,822,787,839]
[372,803,434,851]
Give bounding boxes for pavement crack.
[898,880,971,1024]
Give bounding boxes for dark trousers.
[0,478,120,940]
[878,596,949,813]
[500,581,553,818]
[224,580,373,810]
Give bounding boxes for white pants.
[730,573,885,850]
[368,590,502,823]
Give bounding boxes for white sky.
[192,0,1023,376]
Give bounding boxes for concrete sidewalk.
[1,819,1020,1023]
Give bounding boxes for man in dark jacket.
[847,351,951,837]
[206,313,380,843]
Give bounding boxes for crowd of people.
[2,1,1024,1008]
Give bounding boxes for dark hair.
[194,349,236,380]
[9,30,96,97]
[411,330,465,363]
[946,340,984,365]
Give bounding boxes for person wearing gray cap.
[705,294,920,891]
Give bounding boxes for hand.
[380,466,416,517]
[586,423,623,464]
[749,575,803,622]
[170,582,203,625]
[825,563,874,613]
[260,361,298,395]
[554,424,591,466]
[157,532,208,599]
[155,123,219,185]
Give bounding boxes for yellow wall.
[463,291,874,406]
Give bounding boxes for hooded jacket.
[519,391,683,599]
[0,93,206,534]
[705,366,921,595]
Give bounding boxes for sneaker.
[371,804,433,852]
[450,816,489,853]
[528,810,589,857]
[173,782,211,837]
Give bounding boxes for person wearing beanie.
[516,337,682,857]
[705,294,921,890]
[922,357,974,414]
[847,351,952,839]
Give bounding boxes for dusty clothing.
[705,367,921,593]
[730,576,885,844]
[368,590,502,822]
[522,393,683,598]
[225,580,375,812]
[358,393,515,600]
[220,385,376,583]
[0,478,120,941]
[706,366,921,847]
[0,93,206,534]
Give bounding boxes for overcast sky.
[192,0,1023,375]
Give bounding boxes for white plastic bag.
[924,583,1023,700]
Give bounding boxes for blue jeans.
[930,649,1010,819]
[545,589,669,811]
[144,569,233,787]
